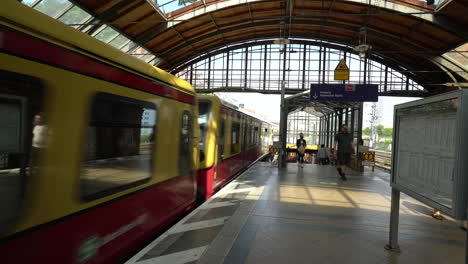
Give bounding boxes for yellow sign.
[269,146,278,154]
[363,152,375,161]
[334,59,350,80]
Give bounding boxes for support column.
[226,51,230,87]
[302,44,307,90]
[207,56,212,89]
[278,101,288,168]
[278,44,288,168]
[244,47,249,89]
[326,114,331,148]
[357,102,364,171]
[318,117,322,144]
[263,45,267,90]
[338,109,343,128]
[385,188,401,253]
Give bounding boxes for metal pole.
[357,102,364,171]
[385,188,401,253]
[278,44,288,168]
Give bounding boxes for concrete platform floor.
[126,162,465,264]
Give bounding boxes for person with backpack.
[296,133,306,168]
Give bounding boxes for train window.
[242,123,248,151]
[179,111,192,177]
[254,127,259,145]
[231,121,240,154]
[0,70,45,234]
[198,101,211,162]
[80,93,156,201]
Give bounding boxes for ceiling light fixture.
[353,27,372,60]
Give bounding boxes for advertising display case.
[392,90,468,219]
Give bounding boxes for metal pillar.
[338,109,343,128]
[244,47,249,89]
[357,103,364,171]
[326,114,331,147]
[385,188,401,252]
[278,44,288,168]
[334,112,339,136]
[207,56,211,89]
[263,45,267,90]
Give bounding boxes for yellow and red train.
[0,1,271,263]
[197,96,271,200]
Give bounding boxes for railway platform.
[125,162,464,264]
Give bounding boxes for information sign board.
[392,90,468,219]
[310,84,378,102]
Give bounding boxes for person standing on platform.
[334,124,353,181]
[316,144,328,165]
[296,133,306,168]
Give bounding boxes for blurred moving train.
[197,96,272,200]
[0,1,272,263]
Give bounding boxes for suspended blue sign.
[310,84,378,102]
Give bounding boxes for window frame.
[178,110,193,176]
[198,100,212,162]
[80,92,157,202]
[0,70,45,234]
[218,116,225,161]
[231,120,240,154]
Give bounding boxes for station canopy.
[22,0,468,94]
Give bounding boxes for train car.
[0,1,199,263]
[197,96,267,200]
[260,121,274,154]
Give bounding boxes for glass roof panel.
[34,0,72,18]
[58,5,91,27]
[21,0,37,6]
[144,55,156,63]
[21,0,160,66]
[155,0,199,14]
[120,41,139,53]
[94,26,119,43]
[109,35,130,49]
[444,42,468,69]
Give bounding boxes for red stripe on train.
[197,147,262,200]
[0,26,195,105]
[1,175,196,264]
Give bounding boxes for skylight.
[20,0,160,65]
[443,42,468,69]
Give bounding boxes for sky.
[363,96,420,127]
[216,92,420,128]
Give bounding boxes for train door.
[217,116,225,167]
[0,70,46,235]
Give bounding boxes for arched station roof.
[50,0,468,92]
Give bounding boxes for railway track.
[372,150,392,171]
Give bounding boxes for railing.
[372,150,392,171]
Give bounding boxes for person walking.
[316,144,328,165]
[296,133,306,168]
[334,124,353,181]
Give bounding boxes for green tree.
[382,127,393,137]
[363,127,371,136]
[376,125,384,137]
